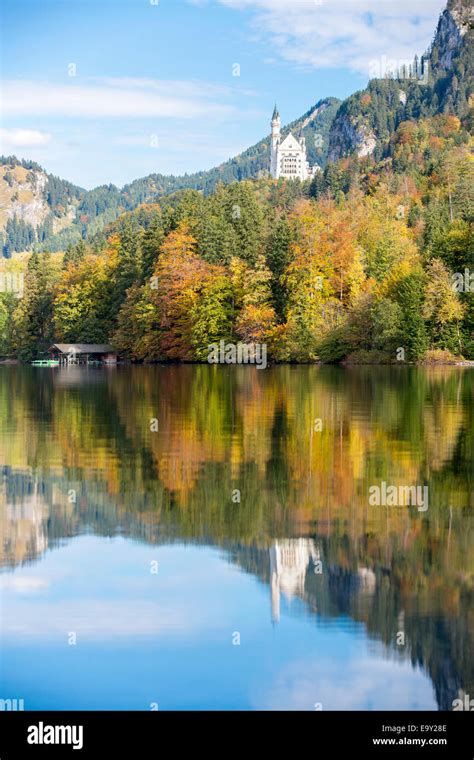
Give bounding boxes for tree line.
[0,114,472,363]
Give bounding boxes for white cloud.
[0,576,49,593]
[113,131,248,158]
[0,128,52,148]
[98,77,233,99]
[200,0,446,75]
[253,650,436,710]
[2,78,235,120]
[0,598,211,638]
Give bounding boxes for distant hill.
[0,98,340,256]
[0,158,83,257]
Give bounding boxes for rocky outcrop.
[432,0,472,73]
[447,0,473,36]
[0,165,50,230]
[299,100,331,130]
[328,117,377,162]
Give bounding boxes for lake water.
[0,364,472,710]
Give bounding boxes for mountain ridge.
[0,96,340,255]
[328,0,473,162]
[1,0,471,256]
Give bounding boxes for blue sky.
[0,0,446,189]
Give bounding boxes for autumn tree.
[423,258,464,353]
[53,254,111,343]
[12,252,57,359]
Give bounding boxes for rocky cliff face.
[0,160,84,255]
[447,0,473,36]
[328,118,377,162]
[432,0,472,72]
[0,162,79,254]
[0,164,50,230]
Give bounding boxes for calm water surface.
[0,365,472,710]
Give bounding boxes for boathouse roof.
[48,344,115,354]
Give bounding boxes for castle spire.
[272,103,280,121]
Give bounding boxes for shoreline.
[1,359,474,368]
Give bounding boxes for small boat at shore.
[31,360,60,367]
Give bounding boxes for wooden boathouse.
[48,344,118,365]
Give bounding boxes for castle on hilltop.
[269,105,319,181]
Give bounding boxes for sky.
[0,0,447,189]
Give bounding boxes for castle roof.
[272,103,280,120]
[279,133,304,151]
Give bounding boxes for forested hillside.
[328,0,473,161]
[1,112,472,363]
[0,98,340,255]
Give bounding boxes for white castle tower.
[269,105,319,181]
[269,538,320,622]
[270,104,281,179]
